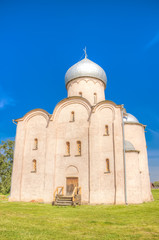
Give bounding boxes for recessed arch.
[32,159,37,172]
[76,141,81,156]
[104,125,109,136]
[79,92,82,97]
[15,108,50,124]
[51,97,91,122]
[106,159,110,172]
[70,111,75,122]
[14,109,50,128]
[94,93,97,104]
[92,101,117,121]
[65,141,70,156]
[33,138,38,150]
[66,165,79,176]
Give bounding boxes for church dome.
[123,113,139,123]
[65,57,107,86]
[125,140,135,151]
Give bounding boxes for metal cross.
[83,47,88,58]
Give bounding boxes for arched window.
[70,111,75,122]
[77,141,81,156]
[94,93,97,104]
[106,159,110,172]
[33,138,38,150]
[105,125,109,136]
[79,92,82,97]
[32,159,37,172]
[66,142,70,156]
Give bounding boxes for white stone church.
[9,54,152,204]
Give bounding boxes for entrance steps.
[53,195,73,206]
[52,186,81,206]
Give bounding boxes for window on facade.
[94,93,97,104]
[79,92,82,97]
[76,141,81,156]
[106,159,110,172]
[33,138,38,150]
[70,111,75,122]
[32,159,37,172]
[104,125,109,136]
[65,142,70,156]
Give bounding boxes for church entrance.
[66,177,78,195]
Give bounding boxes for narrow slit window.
[106,159,110,172]
[79,92,82,97]
[105,125,109,136]
[33,138,38,150]
[32,159,37,172]
[66,142,70,156]
[77,141,81,156]
[70,111,75,122]
[94,93,97,104]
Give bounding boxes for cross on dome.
[65,52,107,86]
[83,47,88,58]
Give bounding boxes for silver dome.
[125,140,135,151]
[123,113,139,123]
[65,57,107,86]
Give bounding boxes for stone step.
[55,202,72,206]
[53,194,81,206]
[57,196,72,200]
[56,200,72,204]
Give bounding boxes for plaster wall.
[125,151,142,203]
[124,123,152,202]
[20,115,48,202]
[9,99,152,205]
[42,125,56,202]
[67,77,105,105]
[9,122,25,201]
[52,102,90,203]
[113,107,125,204]
[89,104,124,204]
[90,105,115,203]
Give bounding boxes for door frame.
[66,177,78,195]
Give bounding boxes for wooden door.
[66,177,78,195]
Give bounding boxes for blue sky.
[0,0,159,181]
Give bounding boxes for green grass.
[0,190,159,240]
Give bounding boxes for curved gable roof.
[14,108,51,122]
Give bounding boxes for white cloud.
[147,128,159,136]
[146,32,159,49]
[0,86,15,109]
[0,98,15,109]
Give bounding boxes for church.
[9,53,152,204]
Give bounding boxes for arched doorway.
[66,165,79,196]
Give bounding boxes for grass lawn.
[0,190,159,240]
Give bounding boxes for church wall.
[125,151,142,204]
[67,77,105,105]
[90,104,117,204]
[53,102,90,203]
[124,123,152,202]
[42,125,56,203]
[20,115,48,202]
[9,122,25,201]
[113,108,125,204]
[9,55,152,205]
